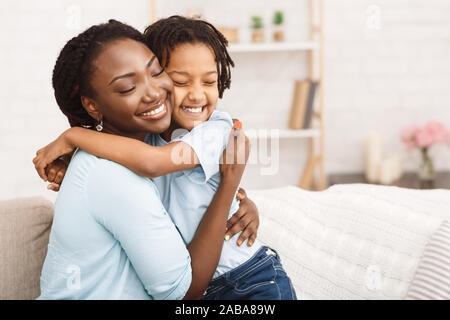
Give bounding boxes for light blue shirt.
[38,150,192,300]
[146,110,262,278]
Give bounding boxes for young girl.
[34,16,296,300]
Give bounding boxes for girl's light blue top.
[38,150,192,300]
[146,110,262,279]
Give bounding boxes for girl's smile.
[180,104,208,118]
[165,42,219,131]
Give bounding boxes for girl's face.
[86,38,174,139]
[165,43,219,131]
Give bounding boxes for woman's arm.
[33,126,199,180]
[88,126,248,300]
[182,127,250,300]
[85,125,248,300]
[84,152,193,300]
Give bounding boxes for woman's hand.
[226,188,260,247]
[33,130,75,182]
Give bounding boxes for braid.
[52,27,99,127]
[52,20,144,128]
[144,15,234,98]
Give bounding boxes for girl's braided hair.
[52,19,144,128]
[143,15,234,98]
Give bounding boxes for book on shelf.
[288,79,318,130]
[303,81,318,129]
[288,80,310,129]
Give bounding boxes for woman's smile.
[137,99,168,120]
[88,38,174,137]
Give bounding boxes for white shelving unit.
[150,0,325,190]
[245,128,320,139]
[230,40,320,142]
[228,41,318,53]
[229,1,325,190]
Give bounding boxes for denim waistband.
[206,246,279,289]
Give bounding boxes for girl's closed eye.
[151,67,165,78]
[173,79,188,86]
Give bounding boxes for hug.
[33,16,296,300]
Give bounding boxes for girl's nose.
[188,84,205,102]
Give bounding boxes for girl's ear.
[81,96,103,121]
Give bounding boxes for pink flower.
[401,121,450,149]
[415,128,434,148]
[401,124,418,150]
[424,121,447,144]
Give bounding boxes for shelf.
[328,172,450,190]
[245,128,320,139]
[228,41,318,53]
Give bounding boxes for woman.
[37,20,250,300]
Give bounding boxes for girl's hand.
[219,122,250,188]
[225,188,260,247]
[33,130,75,181]
[44,158,68,192]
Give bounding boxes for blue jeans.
[202,246,297,300]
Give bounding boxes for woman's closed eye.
[204,80,217,85]
[118,86,136,94]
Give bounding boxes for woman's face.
[86,38,174,139]
[165,42,219,131]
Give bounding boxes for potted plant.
[251,15,264,43]
[273,11,285,42]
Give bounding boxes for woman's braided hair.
[143,15,234,98]
[52,19,144,128]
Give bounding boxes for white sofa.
[1,184,448,299]
[248,184,450,300]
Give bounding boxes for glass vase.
[418,148,435,181]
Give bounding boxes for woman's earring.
[96,119,103,132]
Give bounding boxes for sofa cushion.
[0,197,54,300]
[247,184,450,300]
[405,220,449,300]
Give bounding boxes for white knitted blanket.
[247,184,450,300]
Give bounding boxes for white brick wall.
[324,0,450,178]
[1,0,449,202]
[0,0,152,202]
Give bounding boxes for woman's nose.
[142,83,161,103]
